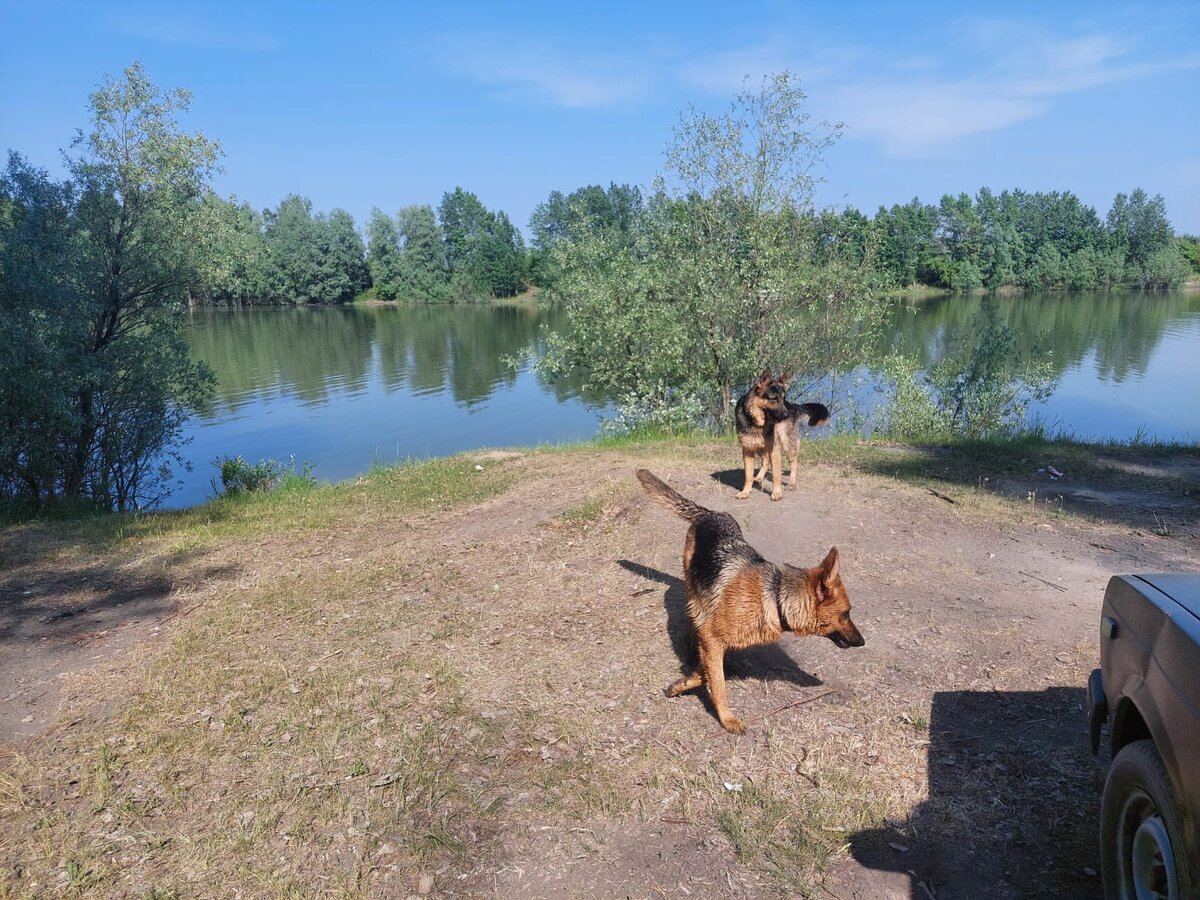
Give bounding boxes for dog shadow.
[710,468,783,493]
[617,559,821,691]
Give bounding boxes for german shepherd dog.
[733,369,790,500]
[752,400,831,494]
[636,469,864,734]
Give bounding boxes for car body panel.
[1094,574,1200,887]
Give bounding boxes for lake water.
[175,291,1200,508]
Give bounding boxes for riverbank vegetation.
[3,63,1195,517]
[539,74,888,425]
[1,64,217,513]
[193,162,1194,308]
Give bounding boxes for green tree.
[528,183,643,286]
[472,209,526,297]
[873,198,938,287]
[1107,189,1189,288]
[315,208,369,303]
[927,296,1056,437]
[366,207,403,299]
[1177,234,1200,277]
[194,193,268,302]
[439,187,491,276]
[1,62,217,511]
[438,188,525,300]
[880,297,1056,439]
[542,73,887,423]
[0,154,81,502]
[395,204,450,302]
[260,197,366,303]
[262,194,320,301]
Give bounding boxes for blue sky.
[3,1,1198,234]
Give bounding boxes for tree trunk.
[63,387,95,501]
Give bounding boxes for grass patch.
[2,550,506,893]
[555,495,606,528]
[1,454,518,569]
[711,770,887,894]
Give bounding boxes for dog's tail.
[789,401,831,428]
[635,469,710,522]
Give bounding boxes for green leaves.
[1,63,219,511]
[541,74,885,428]
[872,186,1188,291]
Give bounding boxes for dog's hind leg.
[699,639,744,734]
[782,428,800,490]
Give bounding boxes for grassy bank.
[1,434,1197,897]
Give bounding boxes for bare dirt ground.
[1,441,1196,898]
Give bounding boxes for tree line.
[195,187,526,304]
[527,184,1194,294]
[193,173,1197,307]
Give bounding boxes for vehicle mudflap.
[1087,668,1107,756]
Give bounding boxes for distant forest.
[190,182,1197,305]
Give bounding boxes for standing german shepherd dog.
[733,369,789,500]
[636,469,865,734]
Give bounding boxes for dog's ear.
[819,546,840,581]
[779,368,792,387]
[758,367,772,384]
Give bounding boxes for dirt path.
[1,443,1196,898]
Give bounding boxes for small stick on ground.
[707,688,838,739]
[1019,571,1068,592]
[927,488,957,504]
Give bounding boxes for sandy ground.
[1,442,1196,898]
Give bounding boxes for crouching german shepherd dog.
[636,469,864,734]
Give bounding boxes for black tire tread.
[1100,738,1193,900]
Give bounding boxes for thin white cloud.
[439,16,1198,154]
[112,11,279,52]
[438,35,652,108]
[835,31,1200,156]
[836,82,1047,155]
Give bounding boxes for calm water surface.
[175,291,1199,508]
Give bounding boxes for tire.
[1100,739,1194,900]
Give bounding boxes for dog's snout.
[830,622,865,649]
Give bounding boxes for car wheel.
[1100,739,1193,900]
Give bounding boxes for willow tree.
[1,62,217,511]
[541,73,888,426]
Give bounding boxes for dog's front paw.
[734,490,751,499]
[786,480,798,491]
[721,717,747,735]
[770,490,783,501]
